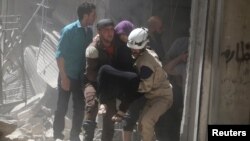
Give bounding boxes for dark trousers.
[83,65,142,141]
[53,77,85,140]
[97,65,142,112]
[123,96,146,131]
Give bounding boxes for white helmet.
[127,27,149,49]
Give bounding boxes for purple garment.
[115,20,134,36]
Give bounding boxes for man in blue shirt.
[53,2,96,141]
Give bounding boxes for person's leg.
[139,97,172,141]
[101,99,117,141]
[122,96,146,141]
[123,131,133,141]
[53,80,71,140]
[98,65,141,113]
[118,71,141,113]
[155,84,183,141]
[97,65,120,103]
[70,79,85,141]
[97,65,137,119]
[82,102,98,141]
[82,85,98,141]
[97,65,142,140]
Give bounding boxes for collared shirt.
[56,20,93,79]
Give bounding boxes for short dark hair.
[77,2,96,21]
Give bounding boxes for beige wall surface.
[218,0,250,124]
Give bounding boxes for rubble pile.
[0,93,71,141]
[0,92,140,141]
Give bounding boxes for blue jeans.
[53,77,85,140]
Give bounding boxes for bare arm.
[57,57,70,91]
[163,52,188,75]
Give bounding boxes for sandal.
[112,111,125,122]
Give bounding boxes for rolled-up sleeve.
[84,46,99,85]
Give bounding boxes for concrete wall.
[197,0,250,139]
[217,0,250,124]
[180,0,208,140]
[182,0,250,140]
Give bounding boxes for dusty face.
[148,16,164,34]
[98,25,114,44]
[155,20,163,34]
[131,48,141,59]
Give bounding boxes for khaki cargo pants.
[139,94,173,141]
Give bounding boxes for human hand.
[112,111,125,122]
[98,104,107,115]
[61,75,70,91]
[180,51,188,62]
[93,34,100,42]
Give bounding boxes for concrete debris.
[1,92,56,141]
[1,91,141,141]
[0,89,76,141]
[0,119,17,140]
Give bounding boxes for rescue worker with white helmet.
[127,27,173,141]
